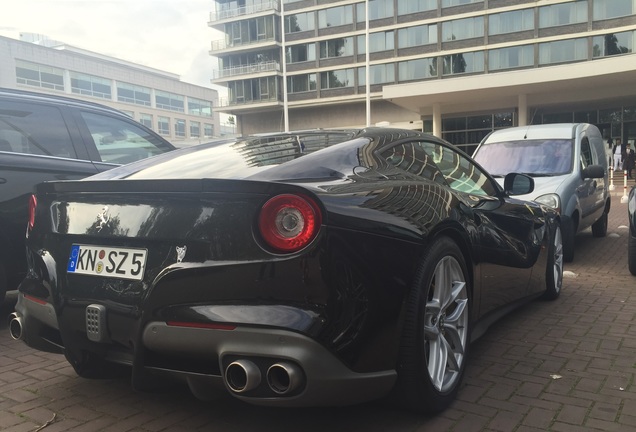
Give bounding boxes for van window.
[0,100,76,158]
[474,139,573,176]
[580,137,594,169]
[80,111,173,164]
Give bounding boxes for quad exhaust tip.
[266,362,304,395]
[225,359,261,393]
[9,313,24,341]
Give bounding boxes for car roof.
[0,87,127,116]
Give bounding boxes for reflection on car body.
[11,128,563,413]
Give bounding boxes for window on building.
[357,31,394,55]
[188,97,212,116]
[117,82,151,106]
[156,91,184,112]
[371,0,394,20]
[70,72,111,99]
[286,43,316,63]
[228,77,280,104]
[398,58,438,81]
[285,12,315,34]
[593,30,634,57]
[357,64,396,85]
[15,60,64,91]
[226,16,276,45]
[489,9,534,35]
[190,121,201,137]
[158,116,170,135]
[287,74,317,93]
[397,0,436,15]
[175,119,185,138]
[488,45,534,71]
[539,38,588,65]
[442,51,484,75]
[320,69,354,89]
[443,16,484,41]
[319,5,353,28]
[139,113,153,129]
[539,2,588,28]
[319,37,353,59]
[204,123,214,137]
[442,0,483,7]
[593,0,636,20]
[398,24,437,48]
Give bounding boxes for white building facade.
[0,35,221,145]
[209,0,636,154]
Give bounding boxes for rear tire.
[542,223,563,300]
[591,211,608,238]
[393,236,470,414]
[562,218,575,263]
[629,232,636,276]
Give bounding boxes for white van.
[473,123,610,262]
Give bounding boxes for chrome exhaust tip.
[266,362,304,395]
[225,359,261,393]
[9,313,24,341]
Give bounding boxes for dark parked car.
[11,128,563,413]
[629,186,636,276]
[0,88,175,303]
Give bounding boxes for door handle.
[0,178,6,184]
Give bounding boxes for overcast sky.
[1,0,221,90]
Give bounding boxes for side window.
[580,137,594,169]
[383,140,497,196]
[80,111,172,164]
[0,99,76,158]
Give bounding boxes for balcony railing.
[216,95,281,107]
[209,0,279,23]
[213,61,280,80]
[210,36,277,52]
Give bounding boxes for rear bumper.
[13,291,396,407]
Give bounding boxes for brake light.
[27,194,37,232]
[258,194,322,253]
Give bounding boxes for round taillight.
[258,194,322,253]
[27,194,37,231]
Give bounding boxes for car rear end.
[12,177,398,406]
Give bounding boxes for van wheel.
[562,219,575,262]
[629,232,636,276]
[0,261,6,306]
[591,211,608,237]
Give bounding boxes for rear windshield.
[474,139,573,177]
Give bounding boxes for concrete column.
[433,103,441,138]
[518,94,528,126]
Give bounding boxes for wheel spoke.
[428,337,448,391]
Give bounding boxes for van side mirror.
[503,173,534,196]
[581,164,604,179]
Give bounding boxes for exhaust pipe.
[224,359,261,393]
[266,362,304,395]
[9,313,24,341]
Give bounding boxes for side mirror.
[504,173,534,196]
[581,164,604,179]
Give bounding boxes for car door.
[0,98,99,289]
[415,140,546,316]
[578,133,604,228]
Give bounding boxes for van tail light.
[258,194,322,253]
[27,194,37,232]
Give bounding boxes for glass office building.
[209,0,636,153]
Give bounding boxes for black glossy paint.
[16,127,559,407]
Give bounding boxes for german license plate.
[67,244,147,280]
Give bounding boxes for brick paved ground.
[1,189,634,432]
